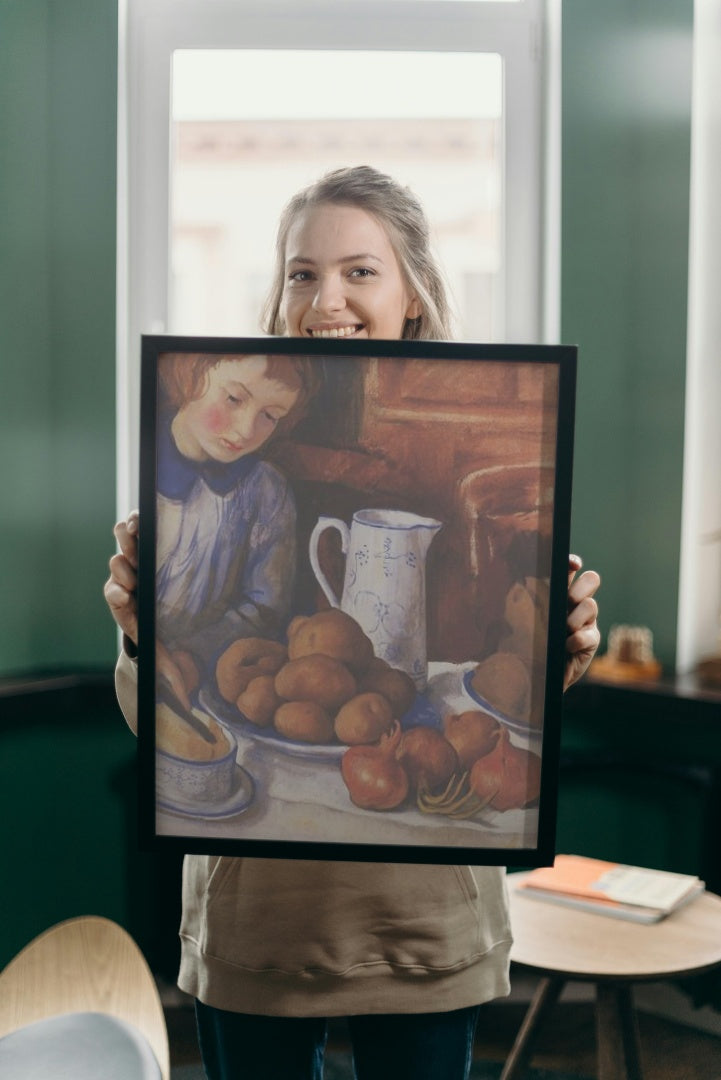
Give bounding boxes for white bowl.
[156,709,238,806]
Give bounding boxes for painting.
[137,335,577,865]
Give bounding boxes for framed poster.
[137,335,576,865]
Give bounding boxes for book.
[515,854,705,924]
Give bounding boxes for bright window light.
[170,50,503,341]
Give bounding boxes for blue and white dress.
[155,415,297,676]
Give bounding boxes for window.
[169,49,504,342]
[117,0,557,509]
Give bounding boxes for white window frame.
[676,0,721,674]
[116,0,559,512]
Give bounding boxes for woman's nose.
[312,274,345,314]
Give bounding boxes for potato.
[443,711,500,771]
[470,651,531,722]
[274,700,335,744]
[236,675,282,728]
[216,637,287,703]
[334,692,393,745]
[286,614,310,638]
[288,609,374,675]
[359,662,416,718]
[274,654,357,712]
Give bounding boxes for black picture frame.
[138,335,576,865]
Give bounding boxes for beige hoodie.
[117,650,512,1016]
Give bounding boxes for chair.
[0,915,170,1079]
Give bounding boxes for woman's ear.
[406,296,423,320]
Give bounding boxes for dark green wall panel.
[0,0,118,675]
[562,1,693,668]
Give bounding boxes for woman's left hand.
[564,554,601,691]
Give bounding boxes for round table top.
[508,871,721,981]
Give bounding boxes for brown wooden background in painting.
[269,356,559,665]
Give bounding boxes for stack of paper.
[516,854,705,923]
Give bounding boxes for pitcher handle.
[308,516,349,609]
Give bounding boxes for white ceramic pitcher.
[309,508,442,691]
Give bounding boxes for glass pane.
[170,50,503,340]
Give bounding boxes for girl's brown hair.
[158,353,321,437]
[262,165,454,341]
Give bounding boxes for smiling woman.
[263,167,452,342]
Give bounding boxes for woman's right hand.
[104,510,139,645]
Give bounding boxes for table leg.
[499,976,565,1080]
[596,982,643,1080]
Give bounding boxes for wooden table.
[502,873,721,1080]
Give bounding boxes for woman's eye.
[288,269,313,283]
[264,412,281,426]
[349,267,374,279]
[226,393,241,405]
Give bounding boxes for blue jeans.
[195,1000,481,1080]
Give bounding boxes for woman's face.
[172,356,299,463]
[280,203,421,340]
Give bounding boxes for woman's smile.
[307,323,364,339]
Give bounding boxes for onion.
[398,726,459,795]
[340,721,409,810]
[469,726,541,811]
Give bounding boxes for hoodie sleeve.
[115,647,139,736]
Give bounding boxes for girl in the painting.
[154,352,319,693]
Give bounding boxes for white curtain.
[677,0,721,672]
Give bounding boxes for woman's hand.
[104,510,139,645]
[564,554,601,691]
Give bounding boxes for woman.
[106,166,601,1080]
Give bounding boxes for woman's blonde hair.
[262,165,454,341]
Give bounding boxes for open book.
[515,854,705,923]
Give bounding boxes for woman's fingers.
[103,572,139,643]
[108,551,137,591]
[105,511,141,644]
[566,586,600,634]
[565,570,600,622]
[564,561,601,690]
[113,512,139,568]
[567,552,583,584]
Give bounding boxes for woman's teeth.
[309,325,360,338]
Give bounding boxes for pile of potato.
[215,609,416,745]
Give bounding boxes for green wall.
[562,0,693,669]
[0,0,119,676]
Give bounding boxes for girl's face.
[281,203,421,340]
[172,356,300,463]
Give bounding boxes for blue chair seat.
[0,1011,163,1079]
